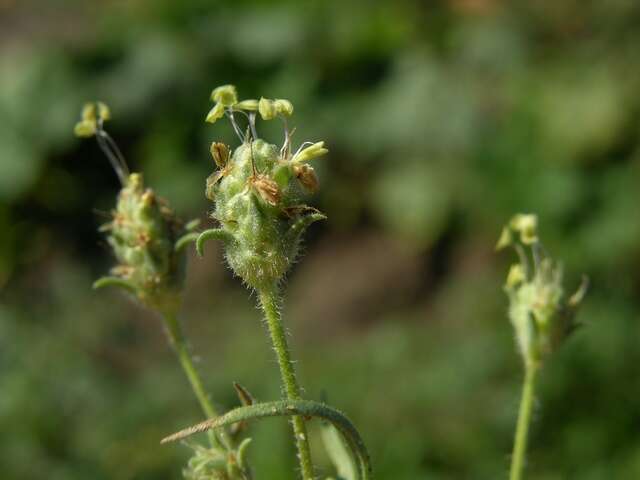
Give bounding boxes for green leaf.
[321,422,358,480]
[161,400,372,480]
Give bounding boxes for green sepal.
[272,163,293,189]
[236,437,253,472]
[175,232,200,252]
[185,218,202,231]
[196,228,235,257]
[93,276,137,294]
[285,212,326,245]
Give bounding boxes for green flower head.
[197,85,327,290]
[75,102,198,313]
[498,214,588,367]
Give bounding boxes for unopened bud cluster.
[497,214,588,367]
[199,85,327,290]
[100,173,186,312]
[182,440,251,480]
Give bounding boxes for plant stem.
[162,310,231,451]
[509,362,538,480]
[258,285,314,480]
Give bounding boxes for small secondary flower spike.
[497,213,588,368]
[74,103,251,480]
[73,102,193,313]
[498,213,588,480]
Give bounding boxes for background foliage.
[2,0,640,478]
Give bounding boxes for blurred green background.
[2,0,640,478]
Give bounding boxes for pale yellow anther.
[496,226,513,251]
[258,97,277,120]
[506,264,526,289]
[274,99,294,116]
[81,102,97,122]
[206,102,226,124]
[74,119,97,138]
[291,141,328,164]
[97,102,111,121]
[510,214,539,245]
[211,85,238,106]
[236,99,259,111]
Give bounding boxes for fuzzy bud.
[200,86,327,290]
[202,140,325,290]
[97,173,187,313]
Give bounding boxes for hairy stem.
[258,286,314,480]
[161,399,372,480]
[509,362,538,480]
[162,310,231,451]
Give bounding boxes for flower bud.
[97,173,187,313]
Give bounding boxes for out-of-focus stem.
[509,362,538,480]
[162,310,231,450]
